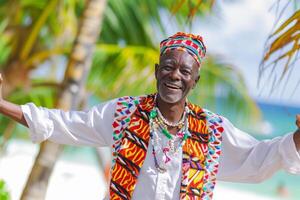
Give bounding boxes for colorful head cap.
[160,32,206,66]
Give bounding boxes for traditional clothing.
[160,32,206,66]
[110,95,223,199]
[21,94,300,200]
[21,32,300,199]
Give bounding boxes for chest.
[110,96,223,199]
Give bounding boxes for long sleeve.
[21,99,117,147]
[217,117,300,183]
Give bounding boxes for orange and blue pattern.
[160,32,206,66]
[110,95,223,200]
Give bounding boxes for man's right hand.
[0,73,3,101]
[0,73,28,127]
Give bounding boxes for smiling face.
[155,49,200,104]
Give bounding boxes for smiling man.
[1,32,300,200]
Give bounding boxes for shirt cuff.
[279,133,300,174]
[21,103,53,143]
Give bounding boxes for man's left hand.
[294,115,300,151]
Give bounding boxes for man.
[0,32,300,200]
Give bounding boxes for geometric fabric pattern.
[160,32,207,66]
[111,96,142,166]
[110,94,224,199]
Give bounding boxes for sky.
[191,0,300,106]
[34,0,300,106]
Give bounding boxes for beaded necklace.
[156,106,186,128]
[149,99,190,173]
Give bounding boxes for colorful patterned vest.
[110,95,224,200]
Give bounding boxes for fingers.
[0,73,2,100]
[296,114,300,129]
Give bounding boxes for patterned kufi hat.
[160,32,206,66]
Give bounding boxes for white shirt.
[21,99,300,200]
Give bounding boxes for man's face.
[155,49,200,104]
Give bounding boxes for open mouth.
[164,82,181,90]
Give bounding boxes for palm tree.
[20,0,107,199]
[0,0,263,198]
[0,0,259,153]
[0,0,80,97]
[259,0,300,96]
[0,0,84,151]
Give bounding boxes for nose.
[169,68,181,81]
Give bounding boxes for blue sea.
[61,101,300,199]
[217,101,300,200]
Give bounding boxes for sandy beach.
[0,140,278,200]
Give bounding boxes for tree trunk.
[20,0,107,199]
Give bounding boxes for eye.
[162,65,173,71]
[181,69,191,75]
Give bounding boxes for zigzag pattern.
[201,109,224,199]
[180,104,209,199]
[110,96,153,199]
[110,95,224,200]
[112,96,142,165]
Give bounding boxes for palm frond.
[259,1,300,96]
[0,20,10,66]
[168,0,216,21]
[87,44,158,99]
[191,56,261,124]
[262,9,300,76]
[89,44,260,123]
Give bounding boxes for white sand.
[0,141,278,200]
[0,141,106,200]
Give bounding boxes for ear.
[155,63,159,79]
[193,75,200,89]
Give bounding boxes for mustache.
[163,81,182,88]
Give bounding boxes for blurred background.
[0,0,299,199]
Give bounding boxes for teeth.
[165,83,180,89]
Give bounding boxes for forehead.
[160,49,198,67]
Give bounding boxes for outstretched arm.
[218,116,300,183]
[0,73,115,147]
[0,73,28,127]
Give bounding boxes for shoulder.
[188,102,223,123]
[91,95,145,116]
[188,103,225,135]
[115,95,146,109]
[111,95,146,141]
[112,94,151,118]
[202,108,223,124]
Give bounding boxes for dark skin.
[155,49,200,135]
[154,49,300,149]
[0,50,299,149]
